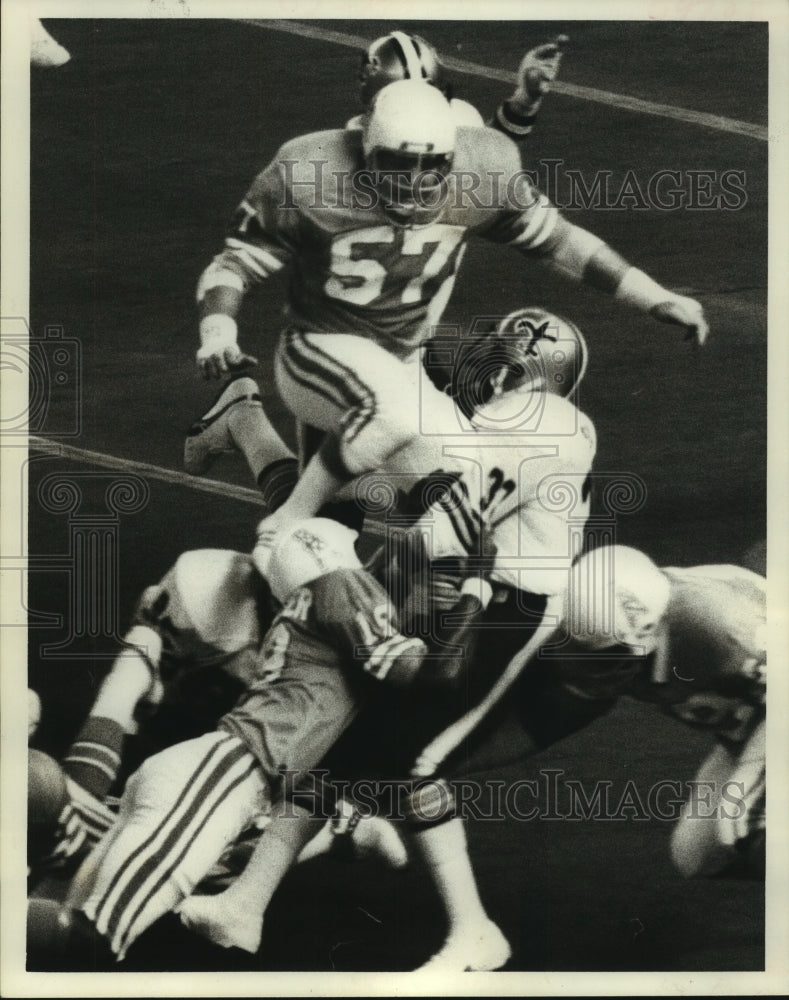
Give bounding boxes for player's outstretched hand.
[650,296,709,347]
[516,34,569,103]
[196,343,259,380]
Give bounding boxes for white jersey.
[368,388,596,596]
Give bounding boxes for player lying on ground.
[184,29,568,503]
[191,76,708,560]
[26,541,410,959]
[181,544,767,970]
[30,516,501,967]
[415,543,767,880]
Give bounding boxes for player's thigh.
[225,665,364,790]
[275,331,422,434]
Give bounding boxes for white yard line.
[244,18,767,142]
[28,435,267,507]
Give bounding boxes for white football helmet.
[362,79,456,226]
[566,545,671,654]
[266,518,362,604]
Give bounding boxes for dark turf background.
[26,18,766,972]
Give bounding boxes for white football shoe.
[414,920,511,972]
[31,20,71,68]
[184,376,261,475]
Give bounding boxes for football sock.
[228,400,295,482]
[62,717,125,800]
[81,648,154,734]
[410,817,490,932]
[273,443,351,523]
[257,457,299,513]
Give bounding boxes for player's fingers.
[227,352,259,372]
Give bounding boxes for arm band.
[199,313,238,351]
[613,266,671,312]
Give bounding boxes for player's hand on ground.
[650,296,709,347]
[515,34,569,104]
[196,343,259,380]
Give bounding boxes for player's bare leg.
[411,817,510,971]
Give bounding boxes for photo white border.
[2,0,788,996]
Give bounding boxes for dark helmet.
[359,31,447,108]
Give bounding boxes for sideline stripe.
[28,436,267,507]
[245,19,767,142]
[26,435,392,533]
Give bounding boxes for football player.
[35,517,496,966]
[192,78,708,571]
[183,30,568,505]
[177,325,598,972]
[348,30,569,137]
[414,544,767,880]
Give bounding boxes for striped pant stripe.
[86,734,260,958]
[281,331,377,444]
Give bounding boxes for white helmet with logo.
[266,518,362,604]
[566,545,671,654]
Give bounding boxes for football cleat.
[184,376,261,475]
[359,31,447,108]
[415,920,512,972]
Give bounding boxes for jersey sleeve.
[206,144,303,290]
[314,570,428,687]
[463,127,561,254]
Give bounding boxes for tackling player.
[192,78,707,573]
[178,321,600,972]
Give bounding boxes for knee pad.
[402,778,457,829]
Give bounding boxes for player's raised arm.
[539,215,709,345]
[491,35,569,141]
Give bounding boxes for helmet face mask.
[363,79,456,227]
[366,147,453,227]
[359,31,447,108]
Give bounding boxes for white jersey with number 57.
[203,126,559,358]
